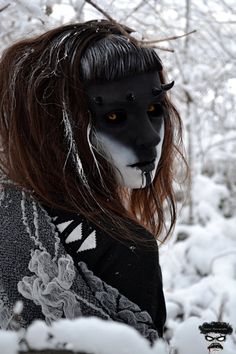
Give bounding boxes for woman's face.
[85,71,166,189]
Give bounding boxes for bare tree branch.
[150,45,175,52]
[141,29,197,45]
[122,0,148,22]
[85,0,141,46]
[85,0,196,52]
[0,3,10,13]
[205,137,236,153]
[85,0,115,22]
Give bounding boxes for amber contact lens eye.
[147,104,155,112]
[108,113,117,120]
[104,110,127,124]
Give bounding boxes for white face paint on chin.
[93,123,165,189]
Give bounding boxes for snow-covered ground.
[0,317,169,354]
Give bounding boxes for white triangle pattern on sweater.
[65,223,83,244]
[77,230,96,252]
[57,220,73,233]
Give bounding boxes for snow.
[13,301,23,315]
[0,317,169,354]
[0,330,18,354]
[193,175,229,212]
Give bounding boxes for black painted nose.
[134,119,161,148]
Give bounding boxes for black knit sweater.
[44,207,166,337]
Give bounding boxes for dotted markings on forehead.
[92,80,174,106]
[126,92,136,101]
[93,96,103,105]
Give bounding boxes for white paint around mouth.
[91,123,164,189]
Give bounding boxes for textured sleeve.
[45,207,166,337]
[0,184,45,329]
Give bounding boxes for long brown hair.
[0,20,187,246]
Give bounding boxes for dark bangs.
[80,35,163,82]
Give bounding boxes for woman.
[0,20,185,342]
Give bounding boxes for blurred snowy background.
[0,0,235,353]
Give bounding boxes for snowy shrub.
[0,317,170,354]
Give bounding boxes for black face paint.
[85,71,173,188]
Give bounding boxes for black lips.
[129,158,155,168]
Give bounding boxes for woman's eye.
[108,113,117,120]
[147,104,156,112]
[104,110,127,124]
[147,103,164,118]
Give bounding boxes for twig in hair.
[84,0,190,52]
[151,46,175,53]
[84,0,139,45]
[141,29,197,45]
